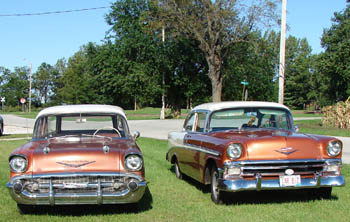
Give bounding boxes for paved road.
[2,114,349,164]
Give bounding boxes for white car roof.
[192,101,290,112]
[36,104,127,119]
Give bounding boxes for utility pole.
[160,25,166,120]
[278,0,287,104]
[29,62,32,113]
[24,59,32,112]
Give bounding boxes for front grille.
[240,160,325,177]
[22,176,133,194]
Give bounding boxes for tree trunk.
[206,52,223,102]
[134,96,137,111]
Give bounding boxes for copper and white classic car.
[167,101,345,204]
[7,105,146,213]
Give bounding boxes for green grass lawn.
[0,137,349,221]
[296,119,350,137]
[291,110,323,118]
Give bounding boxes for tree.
[105,0,162,109]
[148,0,279,102]
[316,7,350,104]
[58,46,98,104]
[49,58,67,105]
[222,31,279,102]
[32,63,56,104]
[283,37,313,109]
[0,67,30,107]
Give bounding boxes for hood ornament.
[275,147,298,155]
[43,146,50,155]
[103,145,110,154]
[56,160,96,168]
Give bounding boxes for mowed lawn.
[0,138,349,222]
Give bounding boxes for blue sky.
[0,0,348,73]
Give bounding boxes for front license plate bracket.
[279,175,301,187]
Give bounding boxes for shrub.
[322,101,350,129]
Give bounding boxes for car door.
[182,111,207,182]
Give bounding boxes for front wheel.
[210,167,223,204]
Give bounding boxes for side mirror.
[294,125,299,132]
[133,131,140,140]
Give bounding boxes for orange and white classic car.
[7,105,146,213]
[167,101,345,204]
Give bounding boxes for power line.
[0,6,109,17]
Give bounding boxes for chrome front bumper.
[6,172,147,205]
[218,174,345,192]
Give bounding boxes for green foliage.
[58,46,98,104]
[32,63,56,105]
[284,37,313,109]
[222,31,279,102]
[315,7,350,105]
[0,66,30,107]
[103,0,162,109]
[148,0,279,102]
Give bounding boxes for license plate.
[279,175,301,187]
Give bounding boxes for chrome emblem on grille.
[275,147,298,155]
[56,160,96,168]
[285,169,294,175]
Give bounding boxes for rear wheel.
[175,161,183,179]
[17,204,34,214]
[210,167,223,204]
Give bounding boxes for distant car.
[0,115,3,135]
[7,104,146,213]
[167,101,345,204]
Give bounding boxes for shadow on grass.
[220,190,338,205]
[170,165,210,193]
[24,187,153,216]
[170,166,339,205]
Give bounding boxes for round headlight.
[125,155,143,171]
[226,143,242,159]
[9,156,28,173]
[327,141,341,157]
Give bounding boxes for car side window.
[184,113,196,132]
[196,112,207,132]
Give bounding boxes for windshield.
[33,114,130,139]
[209,108,292,132]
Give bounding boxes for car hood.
[31,140,126,174]
[211,129,322,160]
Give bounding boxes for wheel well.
[170,154,178,164]
[204,158,217,184]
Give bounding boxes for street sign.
[240,81,248,86]
[20,98,26,104]
[0,97,5,103]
